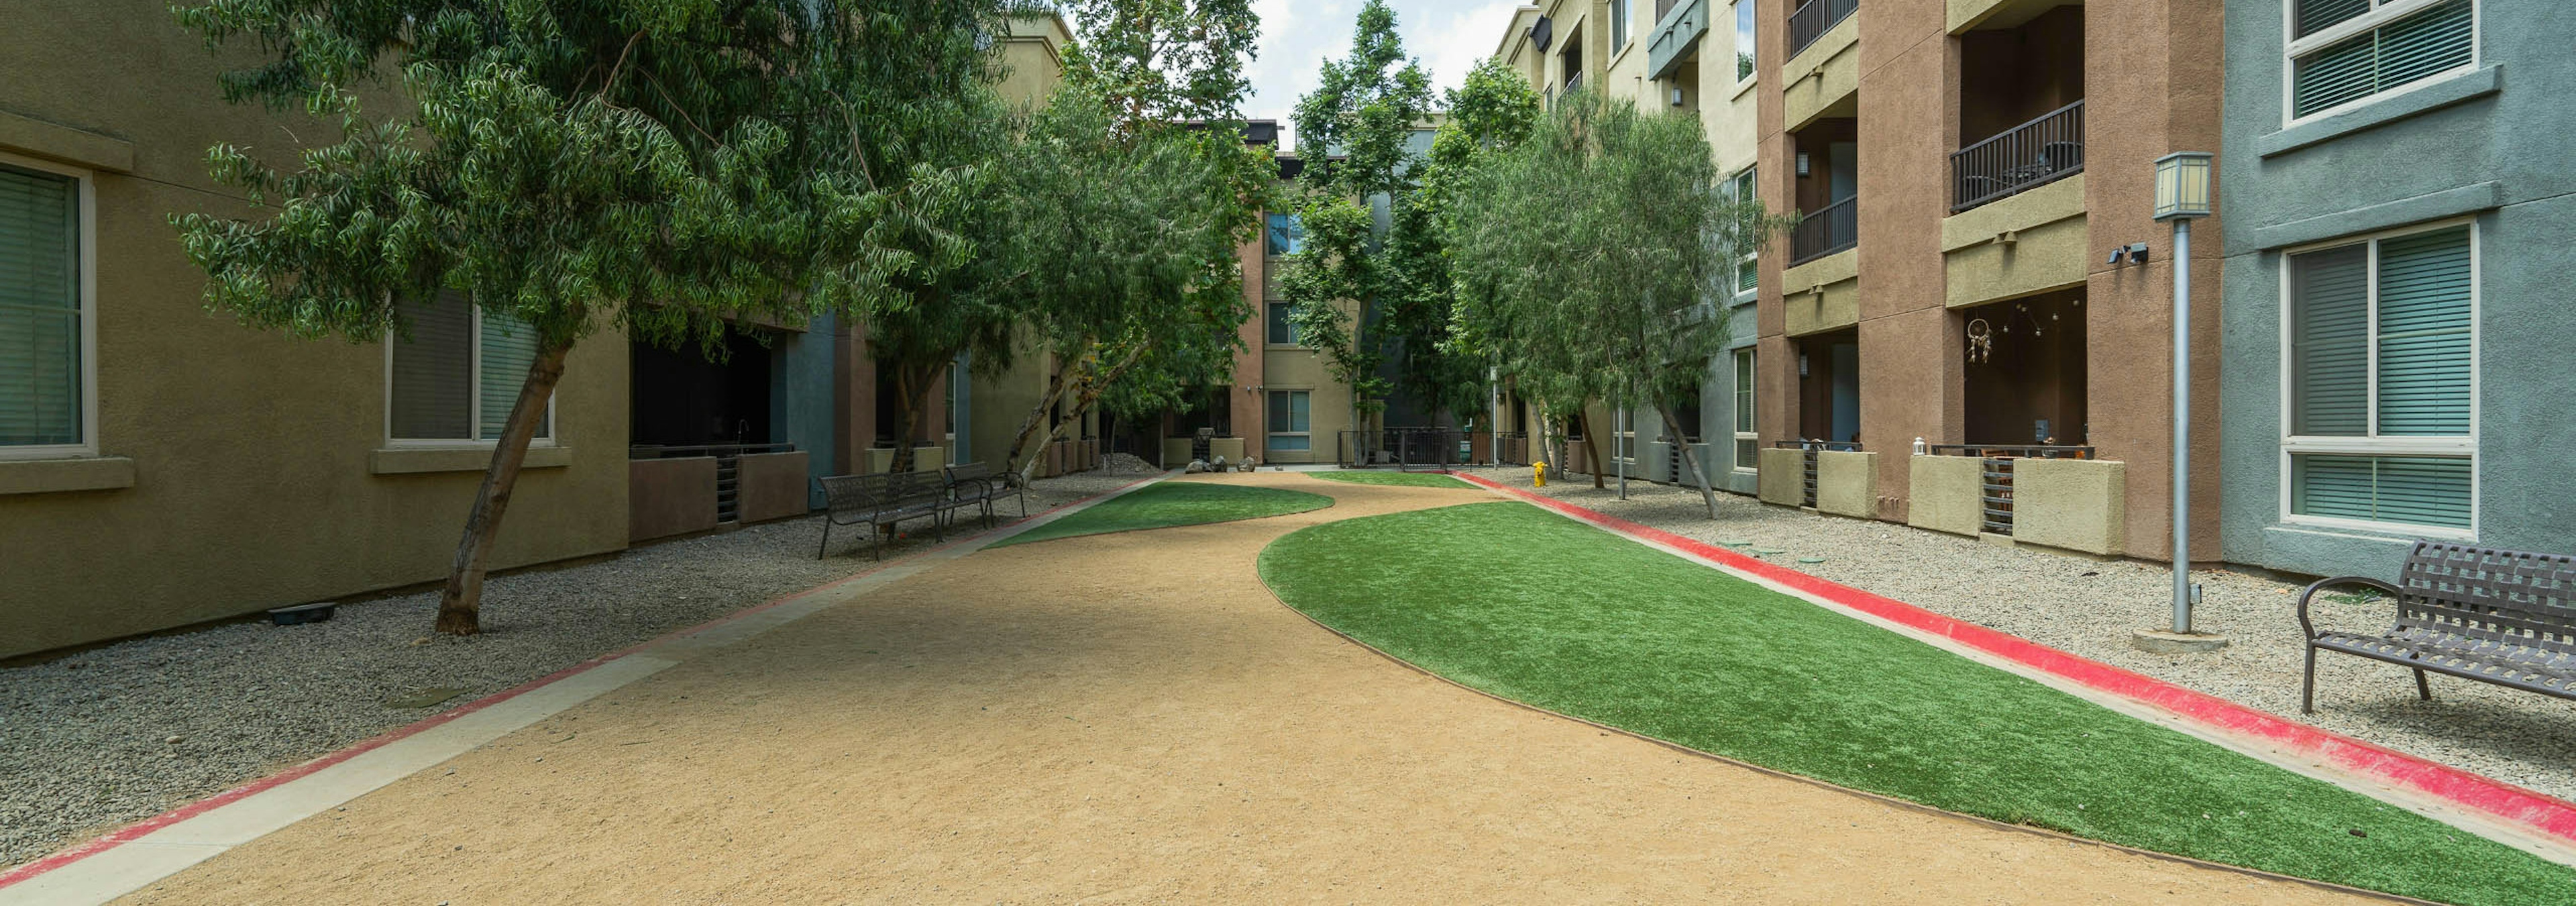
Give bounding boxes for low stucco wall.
[1815,450,1878,519]
[630,458,718,542]
[1161,438,1192,468]
[863,445,945,474]
[1908,455,1986,537]
[1756,448,1806,506]
[2015,458,2127,556]
[735,451,810,525]
[1210,437,1246,462]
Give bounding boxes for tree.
[170,0,867,634]
[992,0,1269,479]
[1448,90,1792,515]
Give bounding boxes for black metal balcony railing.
[1790,195,1858,264]
[1788,0,1858,57]
[1950,100,2085,213]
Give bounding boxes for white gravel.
[0,471,1150,870]
[1472,466,2576,804]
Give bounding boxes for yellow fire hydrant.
[1534,460,1548,487]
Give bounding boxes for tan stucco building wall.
[0,1,631,658]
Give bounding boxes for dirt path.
[117,473,2373,904]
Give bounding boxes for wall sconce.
[2127,242,2151,264]
[1670,87,1686,107]
[1797,352,1811,377]
[1796,151,1811,177]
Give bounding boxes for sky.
[1241,0,1525,151]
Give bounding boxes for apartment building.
[2216,0,2566,578]
[0,3,1074,659]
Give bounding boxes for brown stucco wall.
[0,1,632,658]
[735,451,811,524]
[631,458,720,542]
[1751,0,2222,552]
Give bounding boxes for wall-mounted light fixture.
[1795,151,1811,177]
[1671,87,1686,107]
[1797,352,1810,377]
[2127,242,2151,264]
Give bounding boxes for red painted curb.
[0,472,1161,891]
[1455,472,2576,846]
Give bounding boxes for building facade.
[2216,0,2565,578]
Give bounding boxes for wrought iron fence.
[1789,0,1858,56]
[1338,427,1470,471]
[1790,196,1858,264]
[1950,99,2084,213]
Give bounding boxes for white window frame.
[0,150,98,462]
[2280,0,2479,128]
[382,305,559,449]
[1733,348,1757,474]
[1729,166,1760,301]
[2275,216,2478,538]
[1731,0,1759,90]
[1266,388,1312,452]
[1611,0,1631,55]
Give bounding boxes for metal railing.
[1646,0,1710,81]
[1925,444,2093,536]
[1950,100,2084,213]
[631,442,798,524]
[1493,431,1532,466]
[1774,439,1860,507]
[1789,0,1858,57]
[1790,196,1858,264]
[1338,427,1468,471]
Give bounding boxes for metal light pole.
[2139,152,2226,653]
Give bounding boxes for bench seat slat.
[2304,541,2576,709]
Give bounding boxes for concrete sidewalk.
[103,473,2370,904]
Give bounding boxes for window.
[2287,0,2475,121]
[1611,0,1631,54]
[1267,301,1300,346]
[0,159,87,458]
[388,292,553,444]
[1266,389,1310,451]
[1265,213,1303,256]
[2284,223,2473,532]
[1729,166,1760,297]
[1733,349,1757,471]
[1733,0,1757,84]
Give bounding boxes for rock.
[1210,456,1228,468]
[163,736,182,744]
[1184,460,1208,474]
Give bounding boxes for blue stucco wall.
[2218,2,2576,578]
[775,312,841,509]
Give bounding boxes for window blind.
[478,310,545,440]
[2294,0,2371,38]
[2290,245,2368,436]
[0,164,79,448]
[390,293,474,440]
[2291,0,2473,119]
[2374,227,2471,436]
[2293,454,2471,530]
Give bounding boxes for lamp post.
[2136,152,2227,654]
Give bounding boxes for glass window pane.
[1289,391,1309,431]
[2293,453,2471,530]
[2290,244,2369,436]
[1268,435,1311,451]
[1734,1,1756,82]
[478,309,549,440]
[2374,227,2471,436]
[389,292,473,440]
[0,164,80,447]
[1265,213,1303,256]
[2292,30,2380,117]
[1268,303,1297,345]
[2293,0,2371,38]
[2377,0,2475,89]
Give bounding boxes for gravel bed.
[0,471,1151,870]
[1475,466,2576,804]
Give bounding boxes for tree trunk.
[1002,354,1081,479]
[1660,403,1722,519]
[1581,422,1606,489]
[887,362,933,474]
[1014,344,1144,485]
[433,340,574,636]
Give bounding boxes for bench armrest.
[2295,576,2402,640]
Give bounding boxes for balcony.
[1646,0,1709,81]
[1788,0,1858,58]
[1790,196,1857,264]
[1951,100,2084,212]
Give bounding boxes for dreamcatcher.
[1966,318,1994,364]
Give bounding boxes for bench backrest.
[818,471,947,515]
[946,462,994,487]
[2396,542,2576,656]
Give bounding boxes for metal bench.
[942,462,1026,525]
[815,471,965,560]
[2298,541,2576,713]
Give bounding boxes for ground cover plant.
[1304,470,1474,489]
[1257,502,2576,906]
[994,483,1330,548]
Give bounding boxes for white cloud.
[1241,1,1524,151]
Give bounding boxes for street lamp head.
[2154,152,2214,221]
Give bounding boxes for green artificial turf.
[991,481,1330,547]
[1258,502,2575,906]
[1303,470,1475,489]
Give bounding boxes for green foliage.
[1263,503,2576,906]
[1059,0,1260,129]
